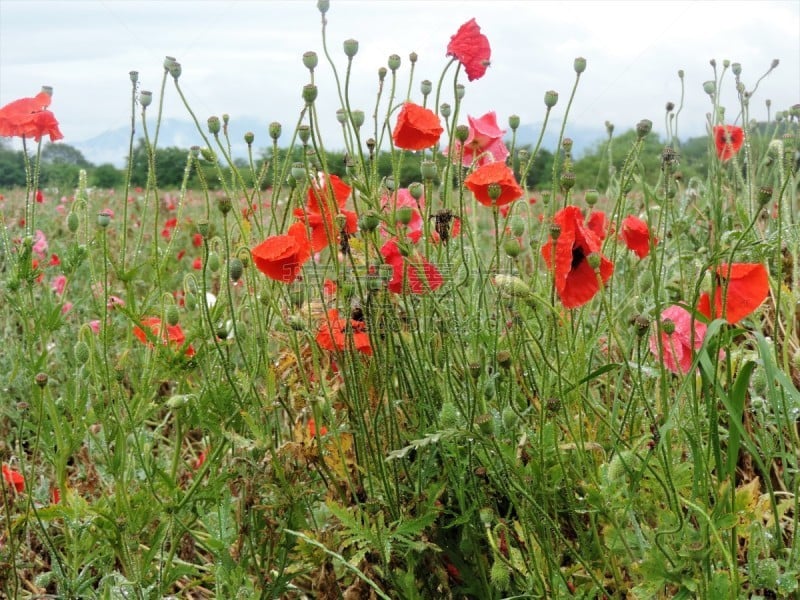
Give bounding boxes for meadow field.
[1,2,799,598]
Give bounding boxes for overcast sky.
[1,0,798,150]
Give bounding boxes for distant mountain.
[73,117,608,168]
[73,117,272,168]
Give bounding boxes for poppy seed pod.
[666,101,675,112]
[636,119,653,139]
[168,62,182,80]
[336,108,347,124]
[703,80,716,95]
[661,318,675,335]
[544,90,559,108]
[758,186,773,206]
[130,70,139,84]
[455,84,465,100]
[378,67,387,81]
[562,138,573,153]
[573,56,587,74]
[164,56,178,71]
[409,51,418,64]
[302,84,318,105]
[290,162,306,182]
[303,51,318,71]
[586,252,601,270]
[207,116,221,135]
[408,182,424,200]
[731,62,741,76]
[388,54,401,71]
[343,38,359,58]
[35,372,48,388]
[396,206,414,225]
[559,171,576,191]
[351,110,365,128]
[244,131,254,145]
[455,124,470,142]
[268,122,282,141]
[217,196,232,215]
[298,125,311,144]
[97,210,112,228]
[420,160,438,181]
[420,79,432,96]
[317,0,329,14]
[508,114,520,131]
[584,189,599,206]
[440,103,451,118]
[633,315,650,337]
[139,91,152,108]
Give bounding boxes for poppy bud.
[661,318,675,335]
[130,70,139,84]
[139,90,153,108]
[303,51,318,71]
[408,182,424,200]
[388,54,401,71]
[200,147,216,162]
[490,561,511,590]
[440,103,451,118]
[67,211,79,233]
[396,206,414,225]
[586,252,601,270]
[573,56,587,74]
[97,210,111,228]
[35,372,48,388]
[222,114,229,127]
[455,84,465,100]
[497,350,512,370]
[351,110,365,128]
[703,80,716,95]
[479,507,494,526]
[420,79,432,96]
[229,257,244,282]
[74,340,90,365]
[166,304,180,327]
[298,125,311,145]
[758,186,773,206]
[633,315,650,337]
[636,119,653,139]
[196,220,210,239]
[439,401,459,427]
[562,138,573,153]
[455,124,470,142]
[510,215,525,237]
[268,122,282,141]
[665,101,675,112]
[359,210,380,232]
[508,114,520,131]
[317,0,329,14]
[503,238,521,258]
[207,116,221,135]
[343,38,359,58]
[517,148,529,163]
[409,51,418,64]
[501,406,517,430]
[207,252,221,272]
[584,189,599,206]
[544,90,559,108]
[476,413,494,435]
[244,131,254,145]
[378,67,387,82]
[559,171,576,191]
[302,84,318,105]
[217,196,232,215]
[420,160,438,181]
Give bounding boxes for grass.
[1,4,799,598]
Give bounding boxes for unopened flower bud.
[666,101,675,112]
[207,116,221,135]
[440,103,451,118]
[584,189,599,206]
[222,114,229,127]
[388,54,401,71]
[396,206,414,225]
[544,90,559,108]
[228,257,244,282]
[67,211,79,233]
[573,56,587,74]
[378,67,387,81]
[636,119,653,139]
[244,131,254,145]
[207,252,221,273]
[268,121,282,141]
[343,38,359,58]
[503,238,522,258]
[139,90,152,108]
[358,210,380,232]
[200,147,216,162]
[479,507,494,526]
[510,215,525,237]
[678,69,684,79]
[302,51,318,71]
[420,79,432,96]
[166,304,180,327]
[770,58,779,70]
[508,114,520,131]
[74,340,90,364]
[501,406,517,430]
[709,58,717,68]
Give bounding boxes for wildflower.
[381,237,444,294]
[649,305,707,374]
[447,19,491,81]
[192,257,202,270]
[541,206,614,308]
[316,308,372,355]
[586,211,609,241]
[697,263,769,324]
[620,215,656,258]
[382,187,423,232]
[2,463,24,493]
[713,125,744,161]
[308,418,328,437]
[36,189,44,203]
[464,162,523,207]
[32,229,48,258]
[133,316,195,357]
[192,232,203,247]
[0,89,63,142]
[194,450,207,470]
[251,221,312,284]
[294,173,357,252]
[392,102,443,151]
[446,111,509,167]
[51,274,67,295]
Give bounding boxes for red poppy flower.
[620,215,656,258]
[2,463,24,493]
[192,232,203,247]
[36,189,44,203]
[252,221,312,283]
[133,316,195,357]
[392,103,443,151]
[447,19,491,81]
[697,263,769,324]
[587,211,609,241]
[649,305,707,374]
[316,308,372,355]
[713,125,744,162]
[541,206,614,308]
[446,111,508,167]
[464,162,523,207]
[308,418,328,437]
[294,174,357,252]
[380,237,444,294]
[0,90,63,142]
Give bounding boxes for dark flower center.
[571,245,585,269]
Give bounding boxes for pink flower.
[61,302,73,314]
[32,230,48,258]
[649,305,707,374]
[380,237,444,294]
[51,274,67,295]
[88,320,101,334]
[446,111,508,167]
[381,187,423,232]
